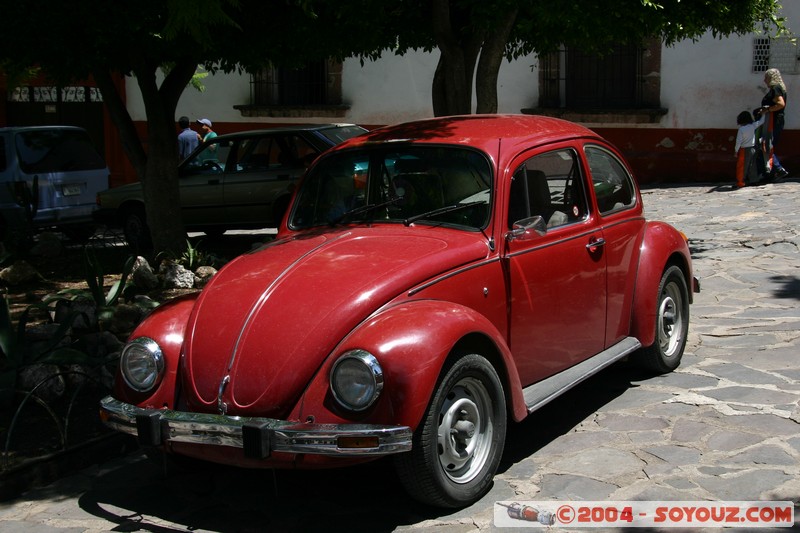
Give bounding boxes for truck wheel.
[394,353,506,508]
[639,265,689,373]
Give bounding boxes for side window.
[0,137,6,171]
[508,149,588,230]
[231,137,273,172]
[184,139,230,172]
[292,135,320,168]
[585,146,636,214]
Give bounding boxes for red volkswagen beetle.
[100,115,699,508]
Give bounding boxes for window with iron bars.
[538,44,646,109]
[752,36,799,74]
[250,60,336,106]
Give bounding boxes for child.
[734,110,765,187]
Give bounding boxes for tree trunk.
[430,0,484,117]
[130,56,198,255]
[475,9,518,114]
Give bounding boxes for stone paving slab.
[1,181,799,532]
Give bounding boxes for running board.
[522,336,642,414]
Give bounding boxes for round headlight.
[330,350,383,412]
[120,337,164,392]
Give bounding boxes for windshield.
[289,146,492,230]
[16,129,106,173]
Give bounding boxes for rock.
[0,260,40,285]
[132,256,159,290]
[29,232,64,258]
[54,297,97,332]
[160,262,195,289]
[108,303,146,338]
[194,265,217,288]
[17,364,66,401]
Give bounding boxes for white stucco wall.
[660,2,799,130]
[341,50,539,125]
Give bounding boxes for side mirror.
[507,215,546,241]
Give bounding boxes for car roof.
[0,125,89,133]
[210,123,364,141]
[339,114,600,153]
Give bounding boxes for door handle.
[586,237,606,253]
[208,179,220,185]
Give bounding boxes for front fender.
[631,221,693,347]
[111,293,199,408]
[293,299,527,430]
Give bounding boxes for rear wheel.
[394,353,506,508]
[638,265,689,373]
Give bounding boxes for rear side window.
[585,145,636,214]
[15,129,106,174]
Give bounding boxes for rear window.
[15,129,106,174]
[315,125,367,145]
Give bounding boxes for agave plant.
[51,247,136,325]
[0,295,87,405]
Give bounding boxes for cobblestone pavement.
[1,182,799,532]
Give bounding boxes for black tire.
[394,353,506,508]
[61,225,96,243]
[122,205,152,252]
[638,265,690,373]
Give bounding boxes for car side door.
[224,134,318,226]
[503,146,608,387]
[584,144,645,347]
[177,138,230,226]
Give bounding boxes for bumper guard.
[100,396,412,458]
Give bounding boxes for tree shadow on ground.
[770,275,800,300]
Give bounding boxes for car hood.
[180,227,489,417]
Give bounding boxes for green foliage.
[0,295,89,403]
[49,248,137,325]
[157,240,223,271]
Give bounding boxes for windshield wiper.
[403,201,485,226]
[330,196,404,226]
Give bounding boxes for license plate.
[62,184,82,196]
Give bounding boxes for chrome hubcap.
[658,282,684,357]
[437,377,493,484]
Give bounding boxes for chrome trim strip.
[100,396,412,456]
[408,257,500,296]
[522,336,641,413]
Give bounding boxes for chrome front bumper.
[100,396,412,458]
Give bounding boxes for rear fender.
[293,299,528,429]
[631,221,693,347]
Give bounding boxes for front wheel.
[394,353,506,508]
[122,205,152,252]
[638,265,689,373]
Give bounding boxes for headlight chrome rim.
[120,337,164,393]
[330,350,383,412]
